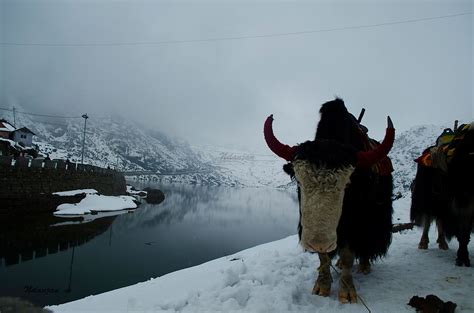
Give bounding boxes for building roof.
[0,120,16,132]
[13,127,36,136]
[0,137,21,151]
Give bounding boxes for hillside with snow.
[2,108,462,192]
[2,111,241,186]
[390,124,448,195]
[190,145,291,188]
[13,113,204,173]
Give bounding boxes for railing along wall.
[0,156,114,174]
[0,156,126,199]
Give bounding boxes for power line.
[0,107,82,119]
[0,12,471,47]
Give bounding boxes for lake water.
[0,182,299,306]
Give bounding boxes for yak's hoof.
[338,276,357,304]
[312,283,331,297]
[338,285,357,304]
[418,240,428,249]
[313,274,332,297]
[437,239,449,250]
[357,262,371,275]
[456,258,471,267]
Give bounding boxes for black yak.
[410,123,474,267]
[264,98,394,303]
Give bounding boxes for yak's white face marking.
[293,160,354,253]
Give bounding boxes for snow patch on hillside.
[191,145,292,188]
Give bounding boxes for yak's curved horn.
[263,115,297,161]
[357,116,395,167]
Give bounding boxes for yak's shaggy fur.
[293,160,354,253]
[338,168,393,260]
[284,138,358,243]
[315,98,363,149]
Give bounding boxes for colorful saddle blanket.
[416,123,471,168]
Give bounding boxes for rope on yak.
[330,263,372,313]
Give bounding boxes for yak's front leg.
[338,247,357,304]
[313,252,332,297]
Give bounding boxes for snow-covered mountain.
[390,124,448,195]
[2,109,459,191]
[29,116,203,172]
[190,145,291,188]
[3,111,238,185]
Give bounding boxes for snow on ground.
[54,194,137,216]
[34,141,75,161]
[49,196,474,312]
[52,189,98,196]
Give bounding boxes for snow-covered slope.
[191,145,292,188]
[5,110,240,185]
[24,115,204,173]
[390,124,454,195]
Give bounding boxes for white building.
[12,127,36,147]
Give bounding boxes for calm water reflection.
[0,182,298,306]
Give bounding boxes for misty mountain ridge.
[1,109,457,192]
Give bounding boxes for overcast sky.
[1,0,472,152]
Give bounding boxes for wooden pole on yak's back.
[454,120,459,131]
[357,108,366,123]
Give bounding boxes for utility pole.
[81,114,89,164]
[12,107,16,127]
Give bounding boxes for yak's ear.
[283,163,295,177]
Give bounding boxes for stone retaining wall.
[0,156,126,212]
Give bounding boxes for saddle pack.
[416,123,471,169]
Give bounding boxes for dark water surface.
[0,182,298,306]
